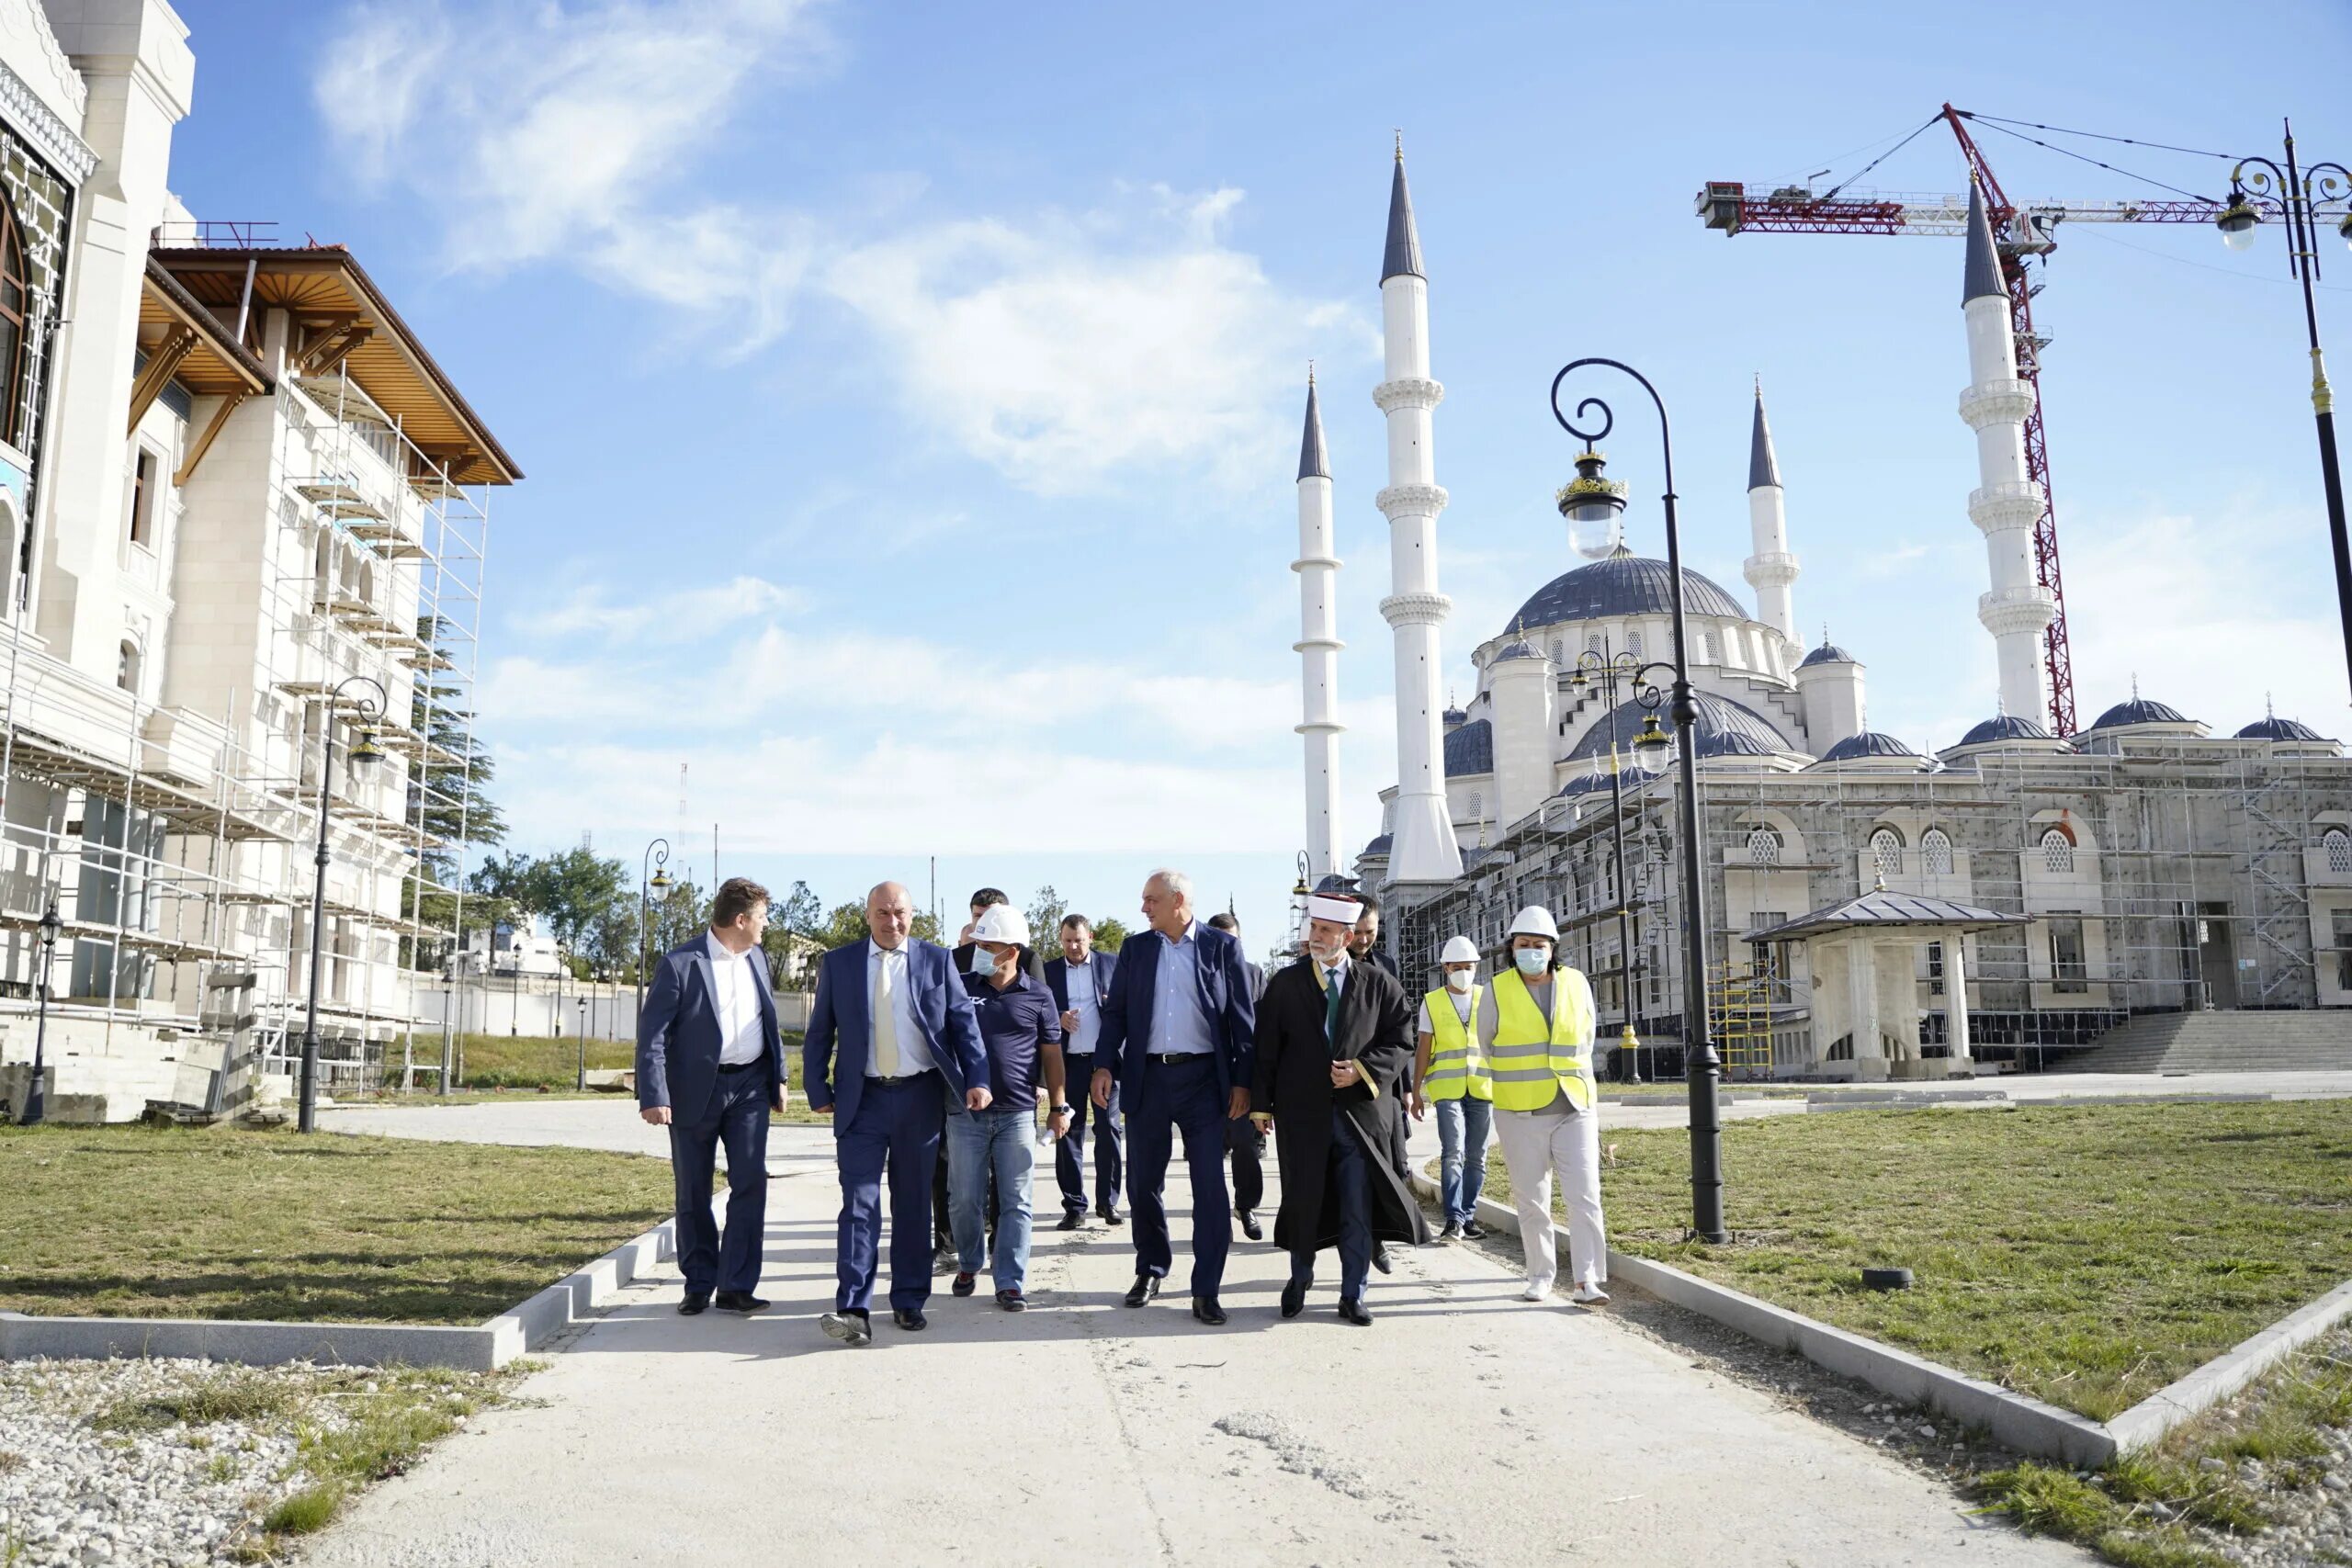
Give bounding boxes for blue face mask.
[968,944,996,976]
[1514,947,1553,976]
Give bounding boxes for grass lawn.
[1482,1100,2352,1421]
[0,1123,677,1322]
[373,1030,832,1124]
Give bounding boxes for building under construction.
[0,3,515,1121]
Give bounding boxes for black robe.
[1251,958,1431,1255]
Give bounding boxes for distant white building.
[448,918,565,980]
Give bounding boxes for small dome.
[2236,715,2326,742]
[1566,690,1796,763]
[1819,730,1919,763]
[1491,639,1544,663]
[1509,552,1749,632]
[1959,714,2054,746]
[1442,705,1468,727]
[1442,717,1493,777]
[2087,696,2190,730]
[1797,641,1857,669]
[1360,833,1392,858]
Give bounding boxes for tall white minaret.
[1742,380,1799,645]
[1293,369,1343,880]
[1958,185,2056,726]
[1374,141,1463,885]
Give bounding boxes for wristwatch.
[1051,1104,1074,1115]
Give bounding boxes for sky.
[168,0,2352,956]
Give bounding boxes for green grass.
[0,1123,675,1322]
[1483,1100,2352,1420]
[378,1030,832,1123]
[92,1370,305,1433]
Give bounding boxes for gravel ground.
[2188,1325,2352,1568]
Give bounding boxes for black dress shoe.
[1191,1296,1227,1325]
[714,1291,768,1314]
[1123,1274,1159,1308]
[1372,1244,1393,1275]
[952,1271,977,1297]
[1098,1201,1124,1226]
[1238,1211,1263,1242]
[1057,1210,1082,1231]
[678,1292,711,1316]
[997,1288,1026,1312]
[1280,1279,1307,1319]
[892,1308,928,1332]
[1337,1296,1373,1326]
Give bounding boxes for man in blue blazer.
[804,880,990,1345]
[1088,869,1256,1325]
[1044,915,1121,1228]
[637,877,786,1316]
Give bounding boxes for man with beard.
[1251,884,1428,1325]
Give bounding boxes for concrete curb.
[0,1217,679,1372]
[2104,1277,2352,1452]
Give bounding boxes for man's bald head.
[866,882,914,950]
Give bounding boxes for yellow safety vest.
[1420,986,1490,1102]
[1485,965,1595,1112]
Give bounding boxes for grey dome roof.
[2237,715,2327,742]
[1510,552,1748,633]
[1566,690,1796,763]
[1704,731,1777,758]
[1819,730,1919,763]
[1492,638,1543,662]
[1442,717,1493,776]
[1360,833,1392,858]
[1959,714,2054,746]
[1442,705,1468,726]
[1798,641,1857,669]
[2087,697,2190,730]
[1558,764,1660,796]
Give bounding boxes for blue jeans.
[948,1105,1037,1292]
[1434,1095,1493,1226]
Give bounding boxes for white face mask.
[969,944,998,976]
[1444,968,1474,992]
[1514,947,1553,976]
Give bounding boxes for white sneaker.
[1571,1284,1611,1305]
[1519,1282,1548,1303]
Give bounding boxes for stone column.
[1945,931,1973,1068]
[1847,931,1885,1080]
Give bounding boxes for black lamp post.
[575,997,589,1090]
[2217,123,2352,697]
[299,675,387,1134]
[634,838,673,1033]
[18,891,61,1126]
[1551,357,1727,1244]
[1566,630,1668,1085]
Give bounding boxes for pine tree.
[401,614,504,969]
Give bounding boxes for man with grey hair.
[1091,869,1258,1325]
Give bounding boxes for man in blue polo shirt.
[949,905,1069,1310]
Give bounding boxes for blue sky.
[172,0,2351,953]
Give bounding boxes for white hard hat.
[1507,905,1560,942]
[970,905,1030,947]
[1440,935,1480,966]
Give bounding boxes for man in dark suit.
[1351,898,1410,1275]
[637,877,786,1316]
[1206,912,1268,1241]
[804,881,990,1345]
[1089,869,1256,1325]
[1044,914,1122,1228]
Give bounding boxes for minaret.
[1958,185,2056,726]
[1293,369,1344,880]
[1742,380,1799,645]
[1373,141,1464,885]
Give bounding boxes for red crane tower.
[1696,104,2235,738]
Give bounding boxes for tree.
[402,614,506,970]
[815,900,868,950]
[649,877,712,954]
[1091,915,1129,951]
[775,880,823,939]
[1024,885,1068,945]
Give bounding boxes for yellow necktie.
[873,951,901,1076]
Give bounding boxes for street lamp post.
[18,891,61,1125]
[575,997,588,1090]
[2217,123,2352,696]
[634,838,673,1038]
[1551,356,1728,1244]
[298,675,387,1134]
[1567,633,1661,1084]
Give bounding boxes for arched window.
[117,638,140,694]
[1587,633,1602,657]
[1702,630,1720,664]
[312,532,333,606]
[1921,829,1953,875]
[0,196,28,449]
[2041,826,2075,874]
[1550,637,1565,666]
[1628,631,1644,660]
[1467,791,1483,822]
[1746,825,1781,865]
[1871,828,1904,876]
[356,559,376,608]
[2325,828,2352,874]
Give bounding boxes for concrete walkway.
[310,1103,2084,1567]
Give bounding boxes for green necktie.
[1324,967,1342,1043]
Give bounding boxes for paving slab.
[305,1104,2086,1567]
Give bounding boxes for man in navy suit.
[637,877,786,1316]
[1088,869,1257,1325]
[804,881,990,1345]
[1044,914,1121,1229]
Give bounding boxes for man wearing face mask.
[1252,886,1426,1325]
[1412,934,1492,1241]
[1479,905,1609,1305]
[949,906,1068,1309]
[940,889,1044,1265]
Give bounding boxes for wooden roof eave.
[138,257,272,398]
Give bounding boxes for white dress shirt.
[865,939,937,1077]
[1063,957,1102,1055]
[705,932,767,1066]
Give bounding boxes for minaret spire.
[1742,378,1798,643]
[1373,138,1461,886]
[1293,367,1343,878]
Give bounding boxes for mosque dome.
[1958,714,2054,746]
[1565,691,1796,762]
[1360,833,1392,858]
[1797,641,1858,669]
[2237,715,2326,742]
[2086,696,2192,731]
[1818,730,1919,763]
[1442,704,1468,728]
[1557,764,1661,796]
[1508,549,1748,633]
[1442,717,1493,776]
[1491,638,1544,663]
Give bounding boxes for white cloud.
[513,576,808,643]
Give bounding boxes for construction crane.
[1695,104,2239,738]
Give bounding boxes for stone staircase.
[2064,1010,2352,1074]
